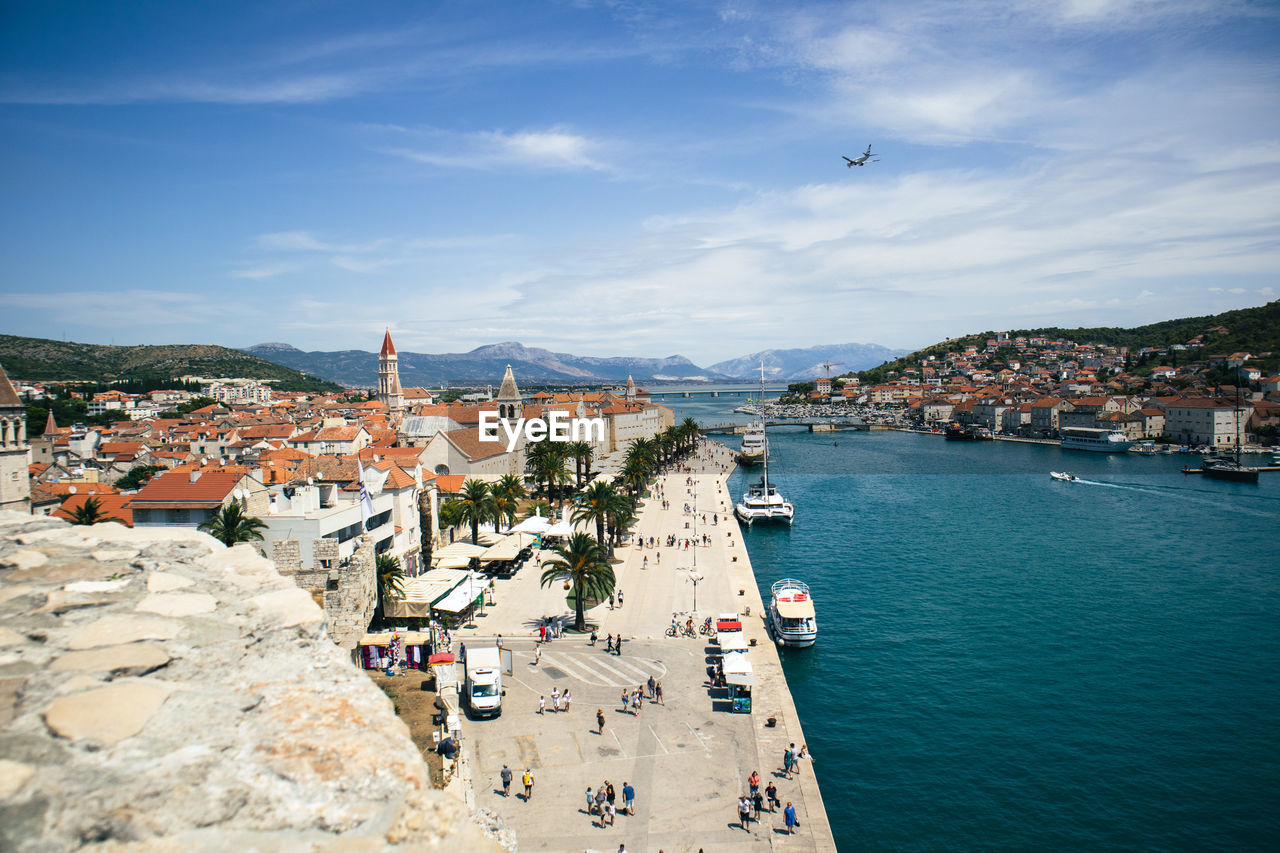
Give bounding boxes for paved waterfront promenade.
[451,441,836,852]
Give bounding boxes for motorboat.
[736,362,794,525]
[769,579,816,647]
[1049,471,1078,482]
[738,423,766,464]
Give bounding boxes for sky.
[2,0,1278,365]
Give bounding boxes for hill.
[241,341,730,386]
[852,300,1280,384]
[708,342,911,381]
[0,334,342,393]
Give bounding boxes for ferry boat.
[944,423,974,440]
[1060,427,1133,453]
[770,579,816,647]
[738,423,766,464]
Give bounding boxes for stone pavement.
[451,441,836,852]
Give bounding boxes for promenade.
[451,440,836,852]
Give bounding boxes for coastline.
[450,438,836,850]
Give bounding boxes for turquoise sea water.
[674,398,1280,851]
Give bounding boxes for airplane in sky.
[843,145,879,167]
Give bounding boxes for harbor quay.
[449,440,836,851]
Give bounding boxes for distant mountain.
[0,334,342,392]
[708,343,912,382]
[241,341,730,387]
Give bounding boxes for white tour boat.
[770,579,817,647]
[738,423,766,464]
[1060,427,1133,453]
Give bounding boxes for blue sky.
[2,0,1278,364]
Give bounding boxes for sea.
[662,390,1280,852]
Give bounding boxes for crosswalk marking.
[516,650,666,687]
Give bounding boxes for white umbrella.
[510,515,551,534]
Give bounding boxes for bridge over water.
[646,386,788,399]
[701,419,874,434]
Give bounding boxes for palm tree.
[528,499,553,520]
[606,497,637,552]
[625,437,656,473]
[565,440,593,488]
[438,498,464,544]
[619,455,650,497]
[540,532,615,631]
[456,478,495,544]
[68,496,111,525]
[572,480,621,547]
[375,553,405,617]
[680,417,701,453]
[198,503,266,547]
[491,473,526,532]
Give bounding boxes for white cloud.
[382,126,613,172]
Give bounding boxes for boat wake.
[1065,477,1280,517]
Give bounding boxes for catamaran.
[735,363,794,525]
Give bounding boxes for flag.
[358,459,375,531]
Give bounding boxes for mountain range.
[241,341,911,387]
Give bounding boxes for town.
[772,325,1279,448]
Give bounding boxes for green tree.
[565,440,593,488]
[572,480,622,547]
[540,532,615,631]
[197,503,267,547]
[376,553,405,617]
[68,496,115,525]
[115,464,165,491]
[491,473,527,532]
[456,479,495,544]
[438,498,464,544]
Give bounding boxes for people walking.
[590,629,597,646]
[500,764,512,797]
[534,645,541,666]
[606,780,616,813]
[522,768,534,800]
[784,801,797,834]
[597,708,605,734]
[647,675,656,699]
[538,695,545,715]
[605,800,616,826]
[738,795,751,829]
[586,786,596,816]
[783,743,795,778]
[765,780,780,812]
[623,781,635,815]
[564,687,572,713]
[551,687,561,712]
[748,770,760,796]
[655,680,664,705]
[752,789,764,820]
[621,688,629,713]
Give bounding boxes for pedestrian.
[766,781,780,812]
[656,552,660,566]
[752,790,764,820]
[586,786,596,816]
[590,629,597,646]
[647,675,656,698]
[564,687,572,713]
[655,680,664,705]
[595,785,607,816]
[643,556,648,570]
[605,633,613,652]
[522,768,534,800]
[551,687,561,712]
[606,780,616,812]
[621,688,629,713]
[496,633,503,649]
[623,781,635,815]
[783,743,795,778]
[738,795,751,829]
[615,635,622,656]
[748,770,760,796]
[539,624,546,644]
[596,708,605,734]
[784,801,797,834]
[538,695,545,715]
[534,645,541,666]
[606,801,616,827]
[500,764,512,797]
[459,642,466,662]
[617,590,623,608]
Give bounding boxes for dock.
[448,441,836,851]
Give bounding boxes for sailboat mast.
[760,362,769,490]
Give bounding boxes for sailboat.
[1202,382,1258,483]
[735,363,794,525]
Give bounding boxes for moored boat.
[1060,427,1133,453]
[738,423,766,464]
[770,579,816,647]
[736,363,794,525]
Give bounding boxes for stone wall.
[323,538,377,651]
[0,510,500,852]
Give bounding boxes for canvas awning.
[775,599,815,619]
[722,651,753,676]
[478,532,538,563]
[543,521,573,537]
[433,575,486,614]
[432,541,488,569]
[718,632,749,652]
[716,620,742,631]
[510,514,551,534]
[382,569,474,618]
[358,631,430,647]
[725,671,755,687]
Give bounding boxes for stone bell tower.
[0,362,31,514]
[377,329,405,417]
[495,365,522,421]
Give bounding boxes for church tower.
[495,364,522,421]
[377,329,405,416]
[625,374,637,401]
[0,362,31,514]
